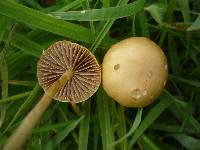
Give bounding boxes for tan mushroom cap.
[102,37,168,107]
[37,40,101,103]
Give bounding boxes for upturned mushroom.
[4,40,101,150]
[102,37,168,107]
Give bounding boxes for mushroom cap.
[102,37,168,107]
[37,40,101,103]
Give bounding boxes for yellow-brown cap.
[102,37,168,107]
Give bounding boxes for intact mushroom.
[4,40,101,150]
[102,37,168,107]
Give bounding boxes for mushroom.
[37,40,101,103]
[102,37,168,107]
[4,40,101,150]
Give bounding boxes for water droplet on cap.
[131,88,148,100]
[142,89,147,96]
[147,71,153,78]
[131,89,142,100]
[163,80,167,86]
[114,64,120,70]
[164,64,168,70]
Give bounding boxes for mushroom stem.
[70,101,81,116]
[3,70,74,150]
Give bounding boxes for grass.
[0,0,200,149]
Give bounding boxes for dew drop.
[142,89,147,96]
[55,16,61,19]
[131,89,142,100]
[164,64,168,70]
[47,14,54,17]
[163,80,167,86]
[81,10,86,14]
[114,64,120,70]
[147,71,153,78]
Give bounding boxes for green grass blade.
[7,52,32,79]
[0,91,31,104]
[22,0,43,10]
[116,106,128,150]
[138,10,150,37]
[0,17,10,127]
[56,0,84,12]
[9,33,43,57]
[150,123,199,134]
[93,121,99,150]
[128,90,173,149]
[145,4,166,25]
[158,28,167,47]
[97,87,114,150]
[3,83,41,134]
[0,15,10,42]
[33,121,70,133]
[47,115,84,148]
[51,1,146,21]
[6,51,26,67]
[0,59,8,128]
[78,101,90,150]
[90,0,145,52]
[187,15,200,31]
[102,0,110,8]
[111,108,142,146]
[7,80,36,87]
[0,0,105,44]
[90,20,115,52]
[141,134,160,150]
[176,0,191,22]
[91,0,132,52]
[165,0,176,22]
[169,101,200,133]
[168,34,180,73]
[169,75,200,87]
[169,134,200,150]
